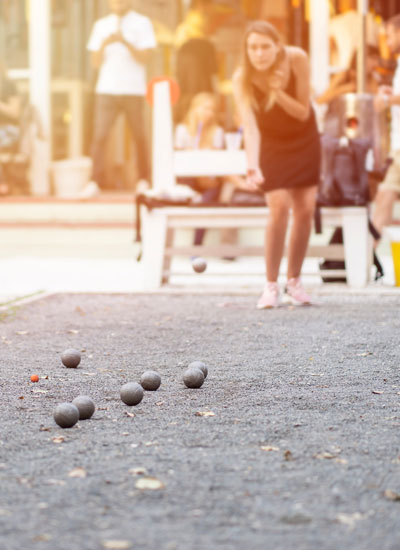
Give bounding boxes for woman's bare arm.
[0,95,20,121]
[274,48,311,121]
[232,70,264,189]
[315,70,355,105]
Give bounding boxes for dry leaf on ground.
[383,489,400,501]
[68,467,87,478]
[314,452,338,460]
[334,458,348,465]
[52,436,65,444]
[195,411,215,417]
[33,534,52,542]
[372,390,384,394]
[15,331,29,335]
[102,541,132,550]
[45,479,66,486]
[135,476,165,490]
[129,467,147,476]
[284,450,294,461]
[260,445,280,452]
[337,512,365,528]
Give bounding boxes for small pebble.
[188,361,208,379]
[183,368,204,389]
[120,382,144,406]
[140,371,161,391]
[192,257,207,273]
[61,349,81,368]
[54,403,79,428]
[72,395,95,420]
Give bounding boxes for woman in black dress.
[233,21,321,308]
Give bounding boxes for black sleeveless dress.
[253,69,321,192]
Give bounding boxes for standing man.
[87,0,156,190]
[373,15,400,239]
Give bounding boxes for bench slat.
[165,244,345,260]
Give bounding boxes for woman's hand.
[269,70,284,92]
[245,167,264,191]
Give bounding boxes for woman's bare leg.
[372,187,398,246]
[264,189,290,281]
[286,185,318,280]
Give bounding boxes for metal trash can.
[337,93,374,140]
[335,93,390,171]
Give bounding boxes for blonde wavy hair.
[183,92,221,149]
[236,20,286,111]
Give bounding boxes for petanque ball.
[183,367,204,389]
[192,257,207,273]
[72,395,95,420]
[188,361,208,379]
[54,403,79,428]
[61,348,81,368]
[140,370,161,391]
[120,382,144,406]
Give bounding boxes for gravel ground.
[0,292,399,550]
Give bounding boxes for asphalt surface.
[0,292,399,550]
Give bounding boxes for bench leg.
[141,208,168,289]
[342,208,372,288]
[162,227,174,285]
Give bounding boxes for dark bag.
[318,135,371,207]
[317,135,384,281]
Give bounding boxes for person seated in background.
[174,92,225,201]
[373,15,400,244]
[315,46,382,136]
[0,61,21,196]
[174,91,240,249]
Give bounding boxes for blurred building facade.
[1,0,400,194]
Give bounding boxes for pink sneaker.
[284,277,312,306]
[256,282,280,309]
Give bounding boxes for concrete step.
[0,193,135,227]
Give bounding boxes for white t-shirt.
[87,10,156,96]
[174,124,225,150]
[391,58,400,153]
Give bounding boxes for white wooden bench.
[141,204,371,288]
[140,80,372,289]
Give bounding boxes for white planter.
[52,157,92,198]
